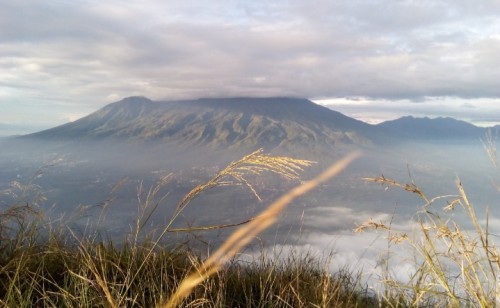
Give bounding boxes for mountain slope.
[25,97,381,151]
[377,116,485,140]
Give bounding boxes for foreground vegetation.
[0,234,376,307]
[0,150,376,307]
[1,142,500,307]
[356,132,500,307]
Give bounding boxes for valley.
[1,96,498,266]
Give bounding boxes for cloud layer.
[2,0,500,130]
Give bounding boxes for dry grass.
[164,151,360,307]
[0,149,378,307]
[5,137,499,307]
[482,129,497,168]
[360,170,500,306]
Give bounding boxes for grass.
[357,133,500,307]
[0,149,376,307]
[0,239,375,307]
[3,139,499,307]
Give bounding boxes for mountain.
[24,97,380,153]
[376,116,486,141]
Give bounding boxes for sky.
[2,0,500,135]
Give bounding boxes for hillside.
[376,116,486,141]
[24,97,381,153]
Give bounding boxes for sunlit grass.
[358,135,500,306]
[0,149,378,307]
[5,138,497,307]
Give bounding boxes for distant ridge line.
[21,96,493,146]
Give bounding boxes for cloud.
[316,97,500,126]
[2,0,500,127]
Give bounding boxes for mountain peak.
[108,96,154,108]
[23,96,376,151]
[377,115,483,140]
[194,97,311,105]
[117,96,153,103]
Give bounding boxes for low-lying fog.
[1,137,498,286]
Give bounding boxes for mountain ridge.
[376,115,487,140]
[24,97,380,153]
[23,97,495,151]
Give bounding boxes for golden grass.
[176,148,314,210]
[360,174,500,306]
[163,151,360,307]
[0,149,373,307]
[11,137,500,307]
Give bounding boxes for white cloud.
[315,97,500,126]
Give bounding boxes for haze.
[2,1,500,289]
[1,96,499,287]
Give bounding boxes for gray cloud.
[2,0,500,128]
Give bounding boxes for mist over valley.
[1,97,498,274]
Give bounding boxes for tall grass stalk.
[360,172,500,306]
[164,151,360,307]
[1,149,374,307]
[117,148,315,307]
